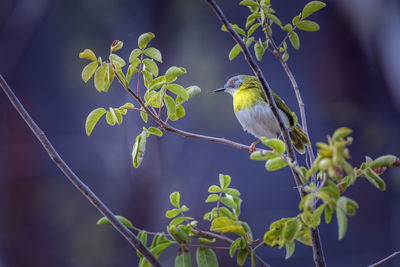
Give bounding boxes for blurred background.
[0,0,399,266]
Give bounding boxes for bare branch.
[0,75,162,267]
[368,251,400,267]
[204,1,326,266]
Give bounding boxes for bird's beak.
[214,87,225,92]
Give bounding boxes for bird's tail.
[289,126,310,154]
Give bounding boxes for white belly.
[235,103,290,139]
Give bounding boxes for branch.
[368,251,400,267]
[0,75,162,267]
[205,1,326,266]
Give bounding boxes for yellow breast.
[233,89,263,114]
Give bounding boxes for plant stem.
[0,75,162,267]
[205,1,326,266]
[368,251,400,267]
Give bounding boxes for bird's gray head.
[214,75,245,95]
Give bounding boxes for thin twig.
[368,251,400,267]
[205,1,326,267]
[0,75,162,267]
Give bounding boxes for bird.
[215,75,310,153]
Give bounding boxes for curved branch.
[0,75,162,267]
[368,251,400,267]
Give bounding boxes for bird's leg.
[249,139,261,153]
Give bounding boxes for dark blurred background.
[1,0,399,266]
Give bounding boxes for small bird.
[215,75,310,153]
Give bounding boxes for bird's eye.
[229,80,235,87]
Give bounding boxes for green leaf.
[239,0,259,8]
[247,23,260,37]
[144,47,162,62]
[265,157,288,171]
[224,188,240,197]
[138,231,148,247]
[369,155,398,168]
[198,238,216,245]
[250,150,277,161]
[110,40,123,52]
[261,138,286,154]
[219,174,231,189]
[81,61,99,83]
[295,227,312,246]
[170,192,180,208]
[129,49,142,63]
[210,217,245,236]
[94,63,109,92]
[281,23,293,31]
[237,249,248,266]
[332,127,352,141]
[336,207,347,240]
[266,13,282,26]
[221,24,245,36]
[110,53,126,67]
[126,64,138,83]
[288,31,300,50]
[164,95,176,115]
[176,86,202,104]
[205,194,219,202]
[302,1,326,19]
[297,20,320,31]
[150,241,173,257]
[229,238,241,258]
[140,110,148,123]
[143,58,159,77]
[79,49,97,61]
[364,167,386,190]
[285,241,295,259]
[85,108,106,136]
[196,247,219,267]
[138,32,155,50]
[292,14,301,25]
[169,217,186,227]
[282,51,289,61]
[96,215,134,229]
[142,69,153,84]
[120,102,134,109]
[165,208,180,218]
[175,251,191,267]
[208,185,221,193]
[283,218,301,243]
[167,84,189,101]
[254,41,265,61]
[165,66,186,83]
[311,204,326,228]
[148,127,163,136]
[221,197,237,210]
[229,44,242,61]
[324,205,333,224]
[169,105,186,121]
[132,131,147,168]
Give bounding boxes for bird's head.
[214,75,254,95]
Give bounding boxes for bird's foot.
[249,139,261,153]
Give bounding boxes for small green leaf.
[176,86,202,104]
[247,23,260,36]
[254,41,265,61]
[281,23,293,31]
[250,150,277,161]
[175,251,191,267]
[144,47,162,62]
[85,108,106,136]
[196,247,219,267]
[261,138,286,154]
[265,157,288,171]
[294,227,312,246]
[302,1,326,19]
[336,207,347,240]
[148,127,163,136]
[140,110,148,123]
[283,218,302,243]
[164,95,176,115]
[94,63,109,92]
[364,167,386,191]
[292,14,301,25]
[167,84,189,101]
[288,31,300,50]
[332,127,352,141]
[324,205,333,224]
[239,0,259,8]
[282,51,289,61]
[266,13,281,26]
[138,32,155,50]
[229,238,241,258]
[229,44,242,61]
[219,174,231,189]
[169,217,186,227]
[165,208,180,218]
[205,194,219,202]
[221,24,245,36]
[165,66,186,83]
[170,192,180,208]
[79,49,97,61]
[142,69,153,84]
[297,20,320,31]
[110,53,126,67]
[81,61,99,83]
[208,185,221,193]
[237,249,248,266]
[198,238,216,245]
[97,215,134,229]
[129,49,142,63]
[285,241,295,259]
[369,155,398,168]
[224,188,240,197]
[110,40,123,52]
[138,231,148,247]
[126,64,138,83]
[105,111,116,126]
[311,204,326,228]
[143,58,159,77]
[221,197,236,210]
[210,217,245,236]
[132,131,147,168]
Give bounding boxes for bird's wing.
[271,91,295,126]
